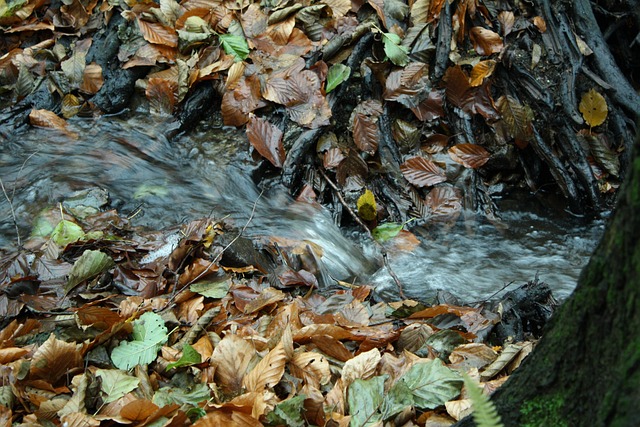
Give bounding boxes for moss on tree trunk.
[455,134,640,426]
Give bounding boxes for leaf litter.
[0,204,539,426]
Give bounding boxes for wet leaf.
[326,63,350,93]
[111,312,168,370]
[65,250,115,295]
[96,369,140,404]
[469,60,496,87]
[448,144,490,169]
[579,88,608,127]
[444,66,471,110]
[496,95,534,146]
[351,99,383,154]
[400,156,447,187]
[166,344,202,370]
[246,114,285,168]
[581,131,619,177]
[51,219,84,247]
[498,11,515,36]
[28,109,77,137]
[357,189,377,221]
[372,219,415,242]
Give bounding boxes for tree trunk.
[455,128,640,426]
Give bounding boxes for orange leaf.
[28,109,78,138]
[425,185,462,222]
[146,78,177,115]
[193,410,263,426]
[469,27,504,55]
[242,340,287,392]
[448,144,490,169]
[351,100,383,154]
[80,62,103,94]
[246,115,285,168]
[221,75,265,126]
[120,399,159,421]
[0,347,29,364]
[75,306,122,330]
[400,156,447,187]
[136,18,178,47]
[469,60,496,87]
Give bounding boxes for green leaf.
[463,373,504,427]
[111,312,168,370]
[219,33,249,61]
[65,250,115,295]
[348,375,386,427]
[326,64,351,93]
[166,344,202,371]
[372,222,403,242]
[152,383,211,407]
[372,218,415,242]
[382,32,409,66]
[190,278,231,299]
[96,369,140,404]
[50,219,84,246]
[265,395,307,427]
[381,380,414,419]
[397,359,462,409]
[357,189,377,221]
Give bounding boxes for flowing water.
[0,115,605,301]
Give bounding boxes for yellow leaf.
[357,189,377,221]
[579,88,608,128]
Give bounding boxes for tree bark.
[455,128,640,426]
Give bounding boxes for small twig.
[318,169,406,299]
[1,178,22,248]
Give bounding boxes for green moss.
[520,394,568,427]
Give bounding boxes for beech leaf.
[166,344,202,371]
[400,156,447,187]
[579,88,608,128]
[51,219,85,247]
[242,340,287,392]
[348,375,386,427]
[382,32,410,66]
[397,359,462,409]
[111,312,168,370]
[246,114,285,168]
[448,144,490,169]
[218,33,250,61]
[96,369,140,404]
[357,189,377,221]
[326,63,350,93]
[65,250,115,295]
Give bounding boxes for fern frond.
[462,373,504,427]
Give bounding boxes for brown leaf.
[80,63,104,94]
[221,75,265,126]
[246,114,285,168]
[0,347,29,364]
[266,15,295,44]
[532,16,547,33]
[448,144,490,169]
[242,340,287,392]
[30,334,85,384]
[243,287,285,314]
[400,156,447,187]
[498,11,515,36]
[146,78,177,116]
[421,133,449,154]
[28,109,78,138]
[425,185,462,222]
[469,27,504,55]
[323,147,346,169]
[75,306,122,331]
[443,66,471,110]
[310,335,353,362]
[289,351,331,389]
[341,348,380,387]
[120,399,159,421]
[136,17,178,47]
[336,150,368,187]
[210,334,256,394]
[411,90,445,121]
[193,410,263,426]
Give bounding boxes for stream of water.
[0,116,605,301]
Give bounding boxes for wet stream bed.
[0,116,605,302]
